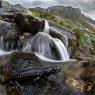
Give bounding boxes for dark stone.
[0,52,60,84]
[14,13,45,35]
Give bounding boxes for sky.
[4,0,95,20]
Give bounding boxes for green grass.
[78,16,95,32]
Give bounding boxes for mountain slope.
[30,6,95,34]
[47,6,81,20]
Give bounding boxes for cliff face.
[47,6,81,20]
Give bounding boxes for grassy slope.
[77,16,95,33]
[29,8,95,53]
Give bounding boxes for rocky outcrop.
[0,52,60,83]
[14,13,45,35]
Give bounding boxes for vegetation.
[90,36,95,55]
[29,8,95,55]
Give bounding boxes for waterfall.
[53,38,69,61]
[43,20,50,33]
[0,35,16,55]
[0,49,14,55]
[23,20,70,61]
[23,32,70,61]
[0,20,18,55]
[0,20,70,61]
[23,32,58,60]
[50,27,69,48]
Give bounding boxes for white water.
[43,20,50,33]
[0,35,15,55]
[0,21,17,55]
[0,49,13,55]
[50,27,69,49]
[43,20,69,60]
[36,53,76,64]
[23,32,56,59]
[23,32,70,61]
[53,38,69,61]
[23,20,70,61]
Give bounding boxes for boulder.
[14,13,45,35]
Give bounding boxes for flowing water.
[0,20,70,61]
[43,20,50,33]
[53,38,69,60]
[0,20,18,55]
[23,32,69,61]
[49,27,69,49]
[0,49,14,55]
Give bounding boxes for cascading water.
[43,20,50,33]
[0,35,15,55]
[0,20,18,55]
[23,32,70,61]
[0,19,70,61]
[49,27,69,49]
[23,20,70,61]
[53,38,69,60]
[23,32,60,60]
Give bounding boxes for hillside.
[48,6,81,20]
[30,6,95,33]
[29,6,95,56]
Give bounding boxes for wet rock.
[0,20,20,51]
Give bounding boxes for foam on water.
[0,49,13,55]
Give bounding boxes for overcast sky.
[4,0,95,20]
